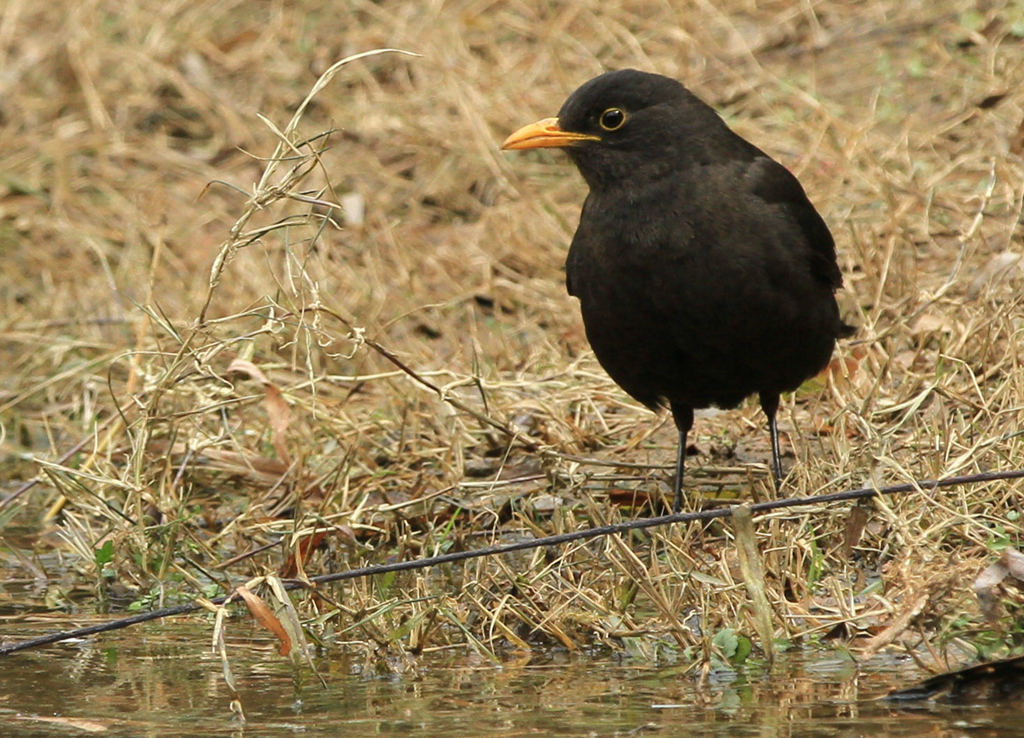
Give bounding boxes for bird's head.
[501,69,725,190]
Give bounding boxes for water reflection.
[1,622,1022,736]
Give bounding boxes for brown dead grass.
[1,0,1023,672]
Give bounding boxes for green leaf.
[713,628,739,658]
[713,628,754,664]
[94,540,114,566]
[732,634,752,664]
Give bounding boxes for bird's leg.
[672,430,687,513]
[670,404,694,513]
[759,393,783,487]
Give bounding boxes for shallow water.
[1,622,1022,736]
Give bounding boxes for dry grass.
[1,0,1023,672]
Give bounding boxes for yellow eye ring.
[599,107,627,131]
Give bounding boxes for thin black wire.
[3,468,1022,656]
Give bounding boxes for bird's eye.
[599,107,626,131]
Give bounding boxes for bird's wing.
[743,156,844,291]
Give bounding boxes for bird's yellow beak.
[501,117,600,150]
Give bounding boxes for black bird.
[502,69,852,512]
